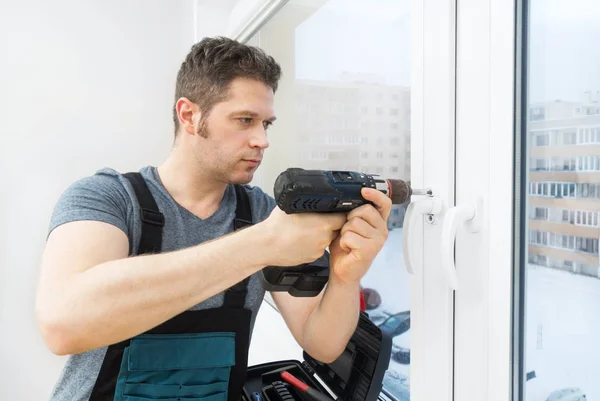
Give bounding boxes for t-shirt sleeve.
[48,170,132,239]
[244,184,277,223]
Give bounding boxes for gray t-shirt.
[47,165,277,401]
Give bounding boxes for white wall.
[0,1,297,399]
[0,1,196,399]
[195,0,241,40]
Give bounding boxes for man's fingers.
[347,203,386,232]
[339,231,364,257]
[360,187,392,221]
[341,216,377,239]
[322,213,348,231]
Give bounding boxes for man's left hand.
[329,187,392,285]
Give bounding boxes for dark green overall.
[89,173,255,401]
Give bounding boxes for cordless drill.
[260,167,419,296]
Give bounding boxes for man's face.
[191,77,276,185]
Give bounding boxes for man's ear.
[175,97,200,136]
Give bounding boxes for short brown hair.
[172,36,282,135]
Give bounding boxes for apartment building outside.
[528,91,600,278]
[294,74,411,230]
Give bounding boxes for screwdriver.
[280,371,335,401]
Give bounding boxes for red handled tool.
[280,371,334,401]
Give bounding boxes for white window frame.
[228,0,291,42]
[413,0,458,400]
[452,0,516,399]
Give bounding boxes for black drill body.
[273,168,384,214]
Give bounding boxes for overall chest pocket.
[114,332,236,401]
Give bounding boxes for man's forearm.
[40,224,269,355]
[300,277,361,363]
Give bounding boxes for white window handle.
[440,197,482,289]
[402,197,443,275]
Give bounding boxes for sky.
[294,0,411,87]
[292,0,600,104]
[528,0,600,103]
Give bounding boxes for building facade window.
[529,230,599,256]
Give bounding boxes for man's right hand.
[260,206,347,267]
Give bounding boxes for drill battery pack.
[260,255,330,298]
[242,312,392,401]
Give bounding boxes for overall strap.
[223,184,254,309]
[123,172,165,255]
[233,184,253,230]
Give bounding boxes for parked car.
[382,369,410,401]
[391,343,410,365]
[545,388,586,401]
[378,310,410,338]
[361,287,383,310]
[366,310,392,325]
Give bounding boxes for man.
[35,36,391,401]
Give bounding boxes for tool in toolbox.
[242,312,393,401]
[261,167,431,297]
[280,371,334,401]
[272,380,297,401]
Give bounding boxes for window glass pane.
[522,0,600,400]
[251,1,412,399]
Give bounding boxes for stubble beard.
[196,117,209,139]
[194,121,254,185]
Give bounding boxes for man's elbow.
[310,344,345,364]
[35,305,79,356]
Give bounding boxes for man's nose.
[249,127,269,149]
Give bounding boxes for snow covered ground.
[524,263,600,401]
[249,228,599,401]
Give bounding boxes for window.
[530,107,545,121]
[529,231,598,256]
[578,156,600,171]
[579,127,600,144]
[564,131,577,145]
[534,133,549,146]
[519,1,600,400]
[534,207,548,220]
[532,158,547,171]
[247,2,415,398]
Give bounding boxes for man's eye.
[263,121,273,129]
[239,118,252,124]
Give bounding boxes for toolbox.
[243,312,392,401]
